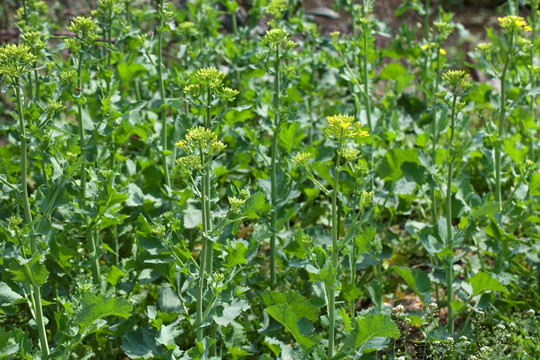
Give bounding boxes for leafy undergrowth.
[0,0,539,359]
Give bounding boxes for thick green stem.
[76,51,86,200]
[495,32,513,212]
[445,93,457,333]
[158,0,172,199]
[34,68,40,100]
[328,138,343,359]
[15,79,50,359]
[270,50,280,288]
[76,51,100,285]
[197,149,208,343]
[362,28,374,190]
[204,90,213,275]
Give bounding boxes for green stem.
[34,68,39,101]
[203,91,216,357]
[15,78,50,359]
[495,31,513,212]
[445,93,457,333]
[76,51,86,200]
[204,90,213,275]
[362,25,374,190]
[328,137,343,359]
[158,0,172,202]
[197,149,208,343]
[106,8,112,95]
[270,49,280,288]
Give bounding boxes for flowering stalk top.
[184,67,239,103]
[323,114,370,143]
[65,16,100,53]
[0,43,36,84]
[175,126,227,174]
[498,16,532,34]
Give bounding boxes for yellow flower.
[498,15,530,34]
[440,48,447,55]
[524,25,532,32]
[421,44,429,51]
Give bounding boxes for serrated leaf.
[214,298,250,326]
[105,265,125,286]
[266,304,320,350]
[74,293,133,334]
[262,291,319,322]
[122,328,161,359]
[468,272,507,297]
[394,267,432,304]
[0,282,22,312]
[241,192,268,219]
[347,314,399,349]
[225,240,248,268]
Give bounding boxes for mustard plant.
[182,67,238,347]
[259,5,297,287]
[65,16,101,285]
[437,69,471,332]
[294,114,369,358]
[0,42,49,358]
[175,127,227,343]
[156,0,175,205]
[20,31,47,101]
[476,16,532,213]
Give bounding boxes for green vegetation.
[0,0,539,358]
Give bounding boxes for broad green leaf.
[158,286,181,314]
[0,283,22,314]
[9,256,49,287]
[377,148,419,181]
[266,304,320,350]
[393,267,432,304]
[214,298,250,326]
[262,291,319,322]
[240,192,269,219]
[379,63,407,80]
[225,240,248,268]
[122,328,161,359]
[347,314,399,349]
[355,226,375,254]
[468,272,507,297]
[105,266,125,286]
[74,293,133,334]
[278,121,305,154]
[156,323,181,348]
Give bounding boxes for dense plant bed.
[0,0,539,359]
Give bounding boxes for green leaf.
[266,304,320,350]
[347,314,399,349]
[377,148,419,181]
[339,307,352,332]
[74,293,133,334]
[393,267,432,304]
[122,328,161,359]
[0,282,22,313]
[262,291,319,322]
[278,121,305,154]
[468,272,507,297]
[225,240,248,268]
[9,256,49,287]
[240,192,269,219]
[213,298,250,326]
[379,63,407,80]
[105,265,125,286]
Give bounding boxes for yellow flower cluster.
[0,43,36,82]
[175,127,227,173]
[261,28,296,52]
[498,16,532,34]
[185,67,239,102]
[323,114,369,142]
